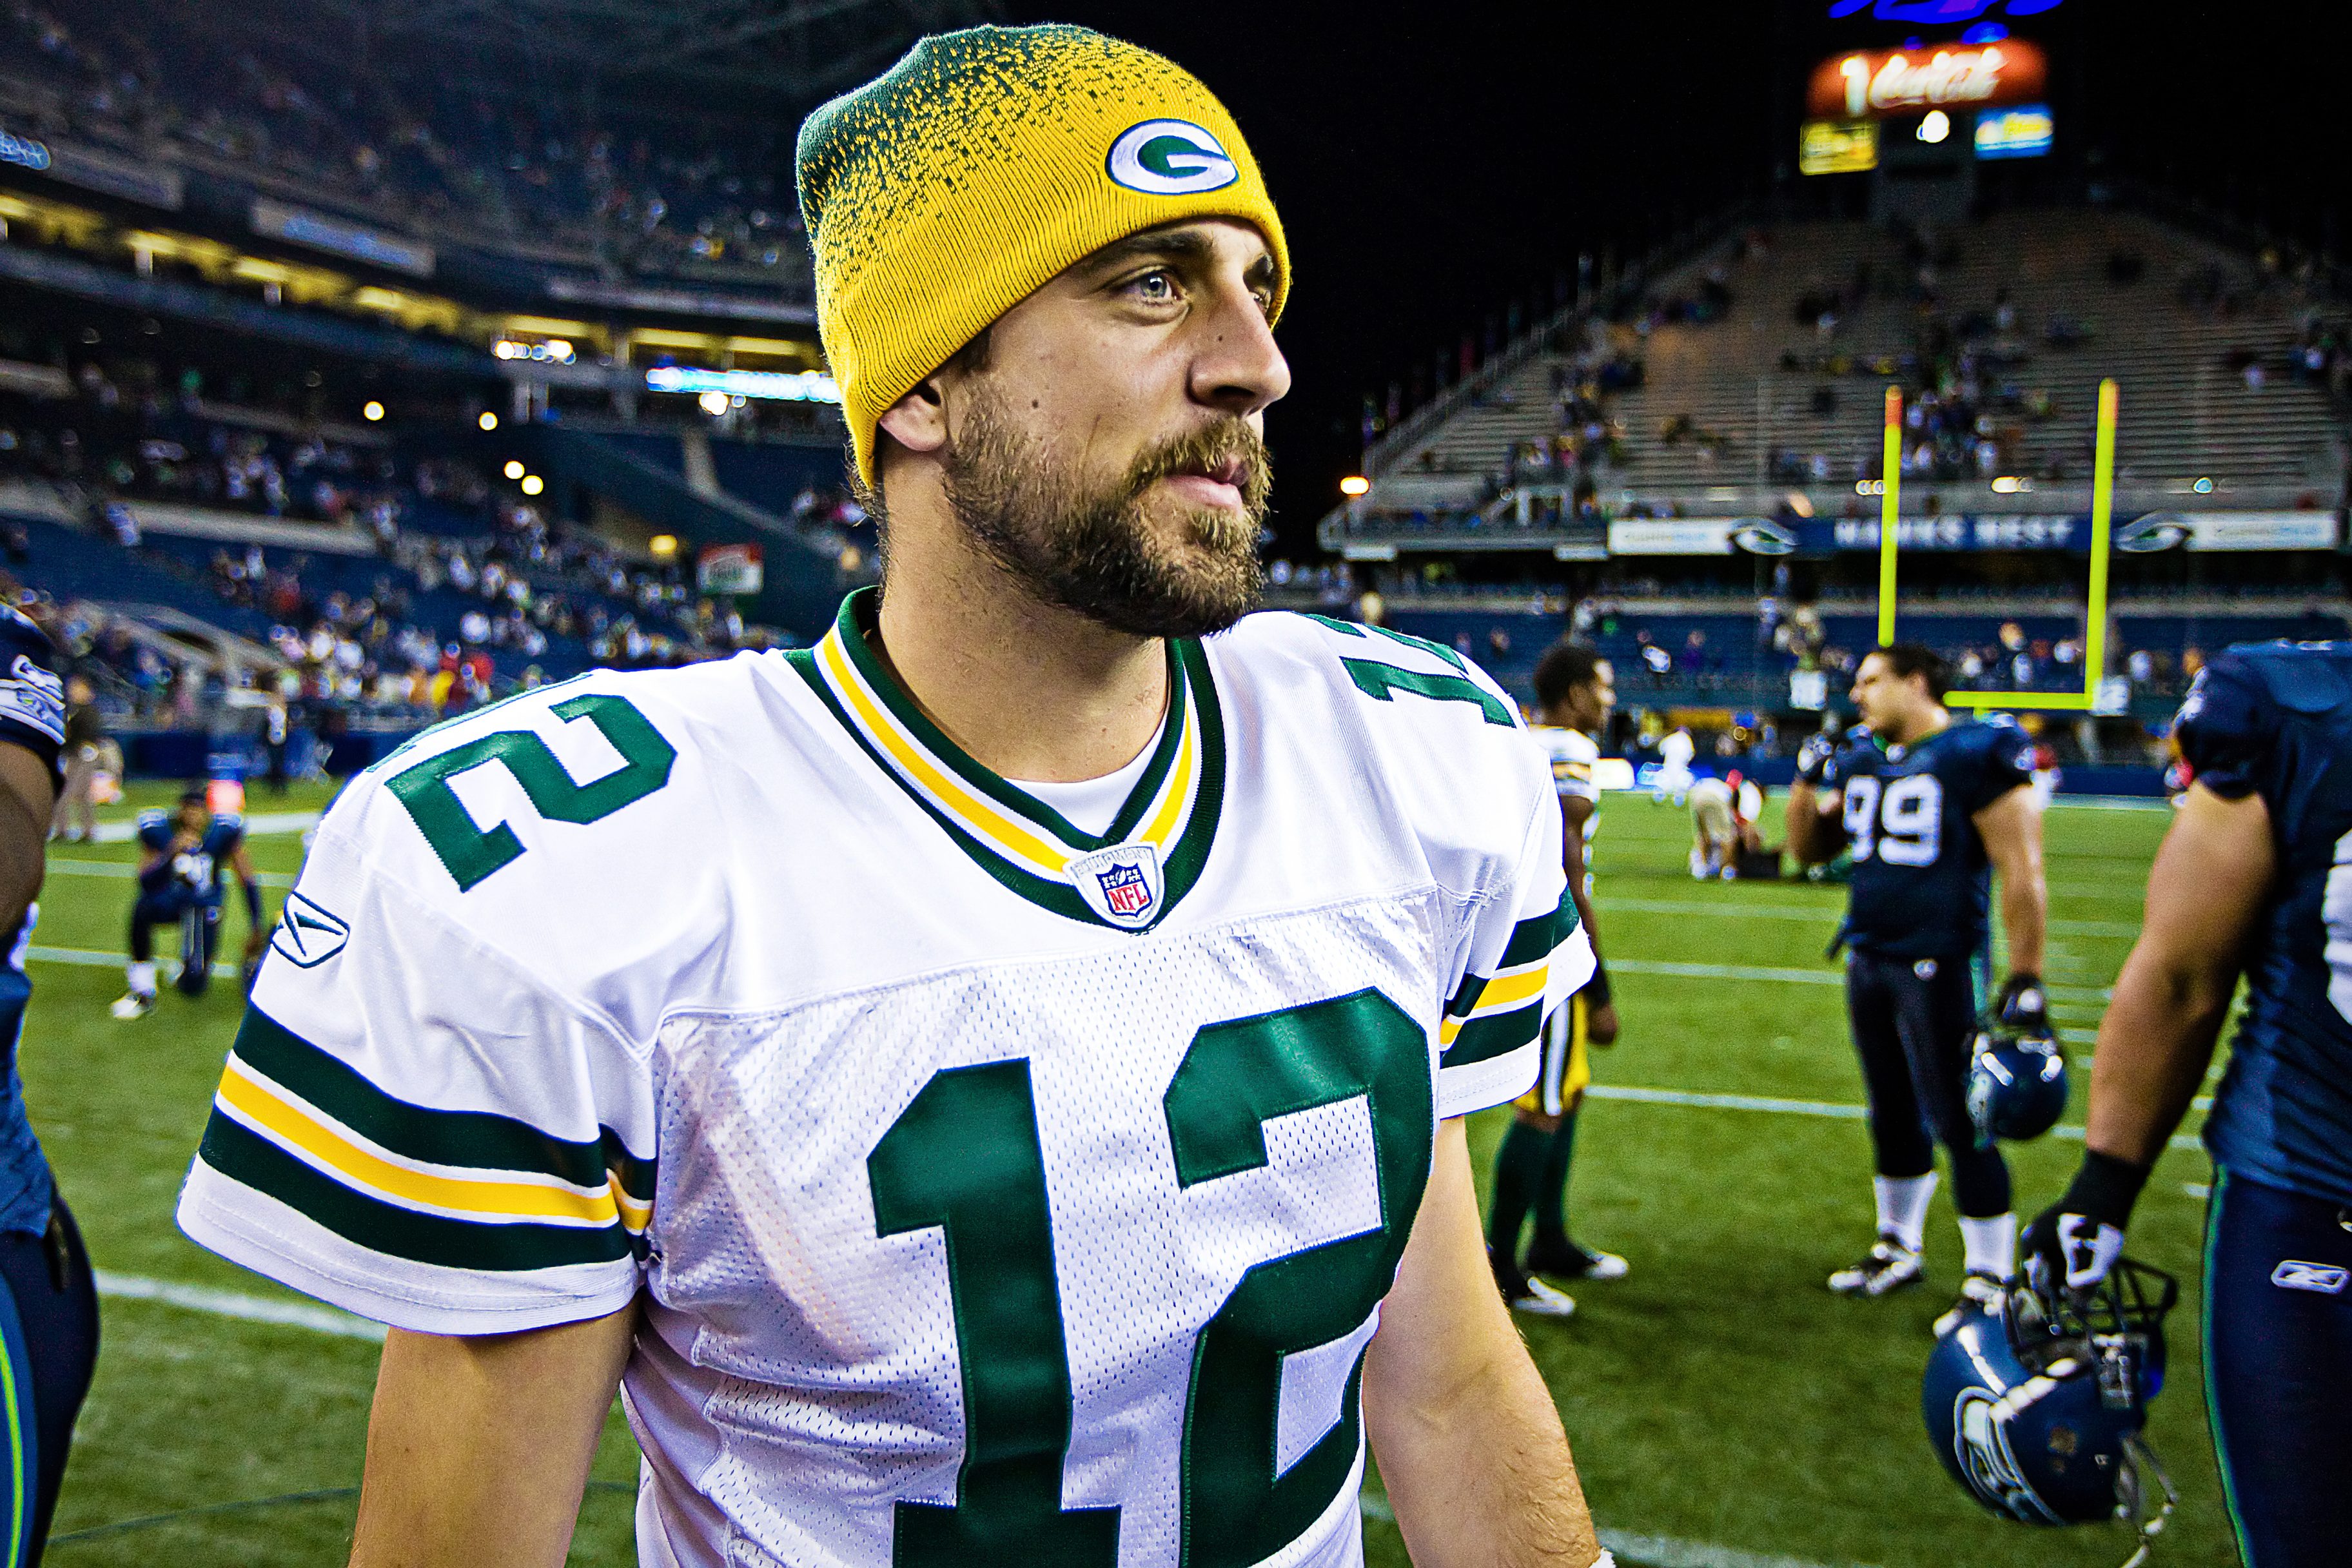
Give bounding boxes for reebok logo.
[1106,120,1237,195]
[2269,1260,2349,1295]
[270,892,349,969]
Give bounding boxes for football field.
[20,782,2235,1567]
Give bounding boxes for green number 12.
[867,990,1433,1567]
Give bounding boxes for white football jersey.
[1533,725,1600,818]
[177,594,1589,1568]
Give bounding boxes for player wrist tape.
[2062,1148,2151,1228]
[1589,1551,1616,1568]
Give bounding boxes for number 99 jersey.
[1824,718,2035,960]
[2174,642,2352,1208]
[174,595,1591,1568]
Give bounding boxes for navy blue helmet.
[1924,1258,2179,1548]
[1968,1028,2070,1143]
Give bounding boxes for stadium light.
[520,474,545,496]
[1339,475,1370,497]
[477,411,498,431]
[647,365,841,406]
[1990,475,2031,494]
[503,460,525,480]
[649,534,679,559]
[362,400,385,422]
[698,389,731,416]
[1917,110,1951,144]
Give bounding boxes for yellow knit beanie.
[796,23,1289,487]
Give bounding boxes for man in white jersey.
[175,25,1607,1568]
[1489,643,1625,1314]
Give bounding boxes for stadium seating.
[1362,208,2346,522]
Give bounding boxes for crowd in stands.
[1767,223,2352,487]
[0,371,794,735]
[2,1,801,279]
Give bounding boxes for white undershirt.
[1008,720,1164,838]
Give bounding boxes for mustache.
[1124,419,1271,516]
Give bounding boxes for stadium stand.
[1346,208,2346,533]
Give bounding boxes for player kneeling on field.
[112,785,265,1019]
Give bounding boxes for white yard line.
[84,810,319,845]
[1596,898,2139,939]
[93,1270,384,1341]
[1583,1083,2202,1153]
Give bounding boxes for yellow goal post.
[1874,378,2119,712]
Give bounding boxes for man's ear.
[876,373,952,456]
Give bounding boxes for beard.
[939,386,1269,639]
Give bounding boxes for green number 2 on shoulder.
[385,692,676,891]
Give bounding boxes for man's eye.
[1127,270,1177,302]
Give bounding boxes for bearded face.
[939,380,1269,640]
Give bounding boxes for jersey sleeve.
[2171,658,2271,801]
[1549,729,1602,804]
[0,611,64,779]
[1435,779,1597,1119]
[1974,721,2037,806]
[135,812,170,852]
[175,808,658,1335]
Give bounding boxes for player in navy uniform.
[110,786,265,1019]
[2026,642,2352,1568]
[0,604,100,1562]
[1787,645,2049,1334]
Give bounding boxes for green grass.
[21,785,2233,1566]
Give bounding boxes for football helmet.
[1923,1258,2179,1563]
[1967,1028,2069,1142]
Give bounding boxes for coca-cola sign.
[1806,39,2048,120]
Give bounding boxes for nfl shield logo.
[1097,862,1153,919]
[1067,843,1166,930]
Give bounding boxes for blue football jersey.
[0,607,62,1236]
[2175,642,2352,1208]
[1826,717,2037,959]
[137,812,248,905]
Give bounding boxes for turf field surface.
[23,783,2228,1566]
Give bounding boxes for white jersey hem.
[1436,1041,1542,1121]
[176,1164,640,1335]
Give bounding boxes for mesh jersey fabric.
[175,608,1588,1568]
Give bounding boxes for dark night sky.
[990,1,2350,557]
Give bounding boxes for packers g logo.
[1106,119,1238,195]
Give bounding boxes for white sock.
[1960,1213,2017,1280]
[1874,1173,1937,1253]
[127,961,156,997]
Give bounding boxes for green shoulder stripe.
[1439,1004,1544,1069]
[232,1006,655,1201]
[1501,894,1579,969]
[199,1116,638,1273]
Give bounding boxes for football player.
[2026,642,2352,1568]
[111,785,264,1018]
[175,27,1612,1568]
[0,604,99,1563]
[1489,642,1623,1316]
[1787,645,2048,1335]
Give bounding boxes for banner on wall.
[1606,513,2340,556]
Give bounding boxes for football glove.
[1994,971,2048,1035]
[1793,732,1839,787]
[2024,1149,2150,1295]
